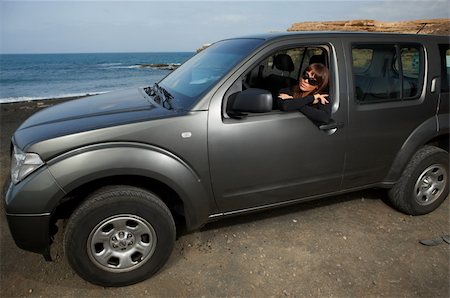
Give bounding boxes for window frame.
[439,44,450,94]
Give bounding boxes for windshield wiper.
[152,83,173,110]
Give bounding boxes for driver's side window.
[225,46,329,117]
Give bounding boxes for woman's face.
[299,70,319,93]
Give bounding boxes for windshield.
[159,38,264,110]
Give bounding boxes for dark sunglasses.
[301,70,319,86]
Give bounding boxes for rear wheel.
[64,186,175,286]
[389,146,449,215]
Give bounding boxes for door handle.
[319,121,344,131]
[430,77,438,94]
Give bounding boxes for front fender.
[47,142,213,229]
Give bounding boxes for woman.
[278,63,331,124]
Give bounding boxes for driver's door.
[207,42,347,213]
[208,106,346,213]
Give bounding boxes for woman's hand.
[278,93,293,100]
[313,93,329,105]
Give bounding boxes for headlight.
[11,146,44,184]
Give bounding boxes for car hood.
[13,88,184,152]
[18,88,157,130]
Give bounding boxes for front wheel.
[389,145,449,215]
[64,186,176,286]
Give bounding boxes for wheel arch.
[53,175,187,228]
[47,143,214,231]
[383,117,444,184]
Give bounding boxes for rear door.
[342,37,440,188]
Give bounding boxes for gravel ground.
[1,99,449,297]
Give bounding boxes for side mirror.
[231,88,273,113]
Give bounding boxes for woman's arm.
[298,102,332,124]
[278,95,332,124]
[277,95,315,111]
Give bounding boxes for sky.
[1,0,449,54]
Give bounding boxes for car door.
[207,39,347,213]
[342,38,440,189]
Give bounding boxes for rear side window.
[352,44,424,104]
[352,49,373,74]
[439,45,450,93]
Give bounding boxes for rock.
[138,63,180,70]
[287,19,450,35]
[196,44,211,53]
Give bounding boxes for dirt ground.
[1,99,449,297]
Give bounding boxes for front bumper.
[6,213,51,258]
[3,166,66,259]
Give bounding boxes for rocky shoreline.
[288,18,450,35]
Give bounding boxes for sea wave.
[138,63,181,70]
[0,91,110,104]
[100,63,181,70]
[106,65,141,69]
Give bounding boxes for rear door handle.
[430,77,438,94]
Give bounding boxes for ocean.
[0,52,195,103]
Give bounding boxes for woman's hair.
[292,63,329,97]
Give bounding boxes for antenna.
[416,23,427,34]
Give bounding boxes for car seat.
[263,54,297,108]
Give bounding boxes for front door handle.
[319,121,344,131]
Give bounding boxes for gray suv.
[4,32,449,286]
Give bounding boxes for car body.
[4,32,449,286]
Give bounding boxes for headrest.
[273,54,294,72]
[309,54,326,66]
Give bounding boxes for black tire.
[389,145,449,215]
[64,186,176,286]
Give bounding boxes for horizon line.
[0,50,197,55]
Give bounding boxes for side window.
[399,47,422,99]
[439,45,450,93]
[352,44,424,103]
[225,45,331,118]
[352,48,373,74]
[242,46,328,98]
[246,47,304,91]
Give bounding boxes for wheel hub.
[414,164,447,206]
[87,214,157,273]
[110,231,135,251]
[420,176,432,189]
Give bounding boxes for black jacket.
[277,93,332,124]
